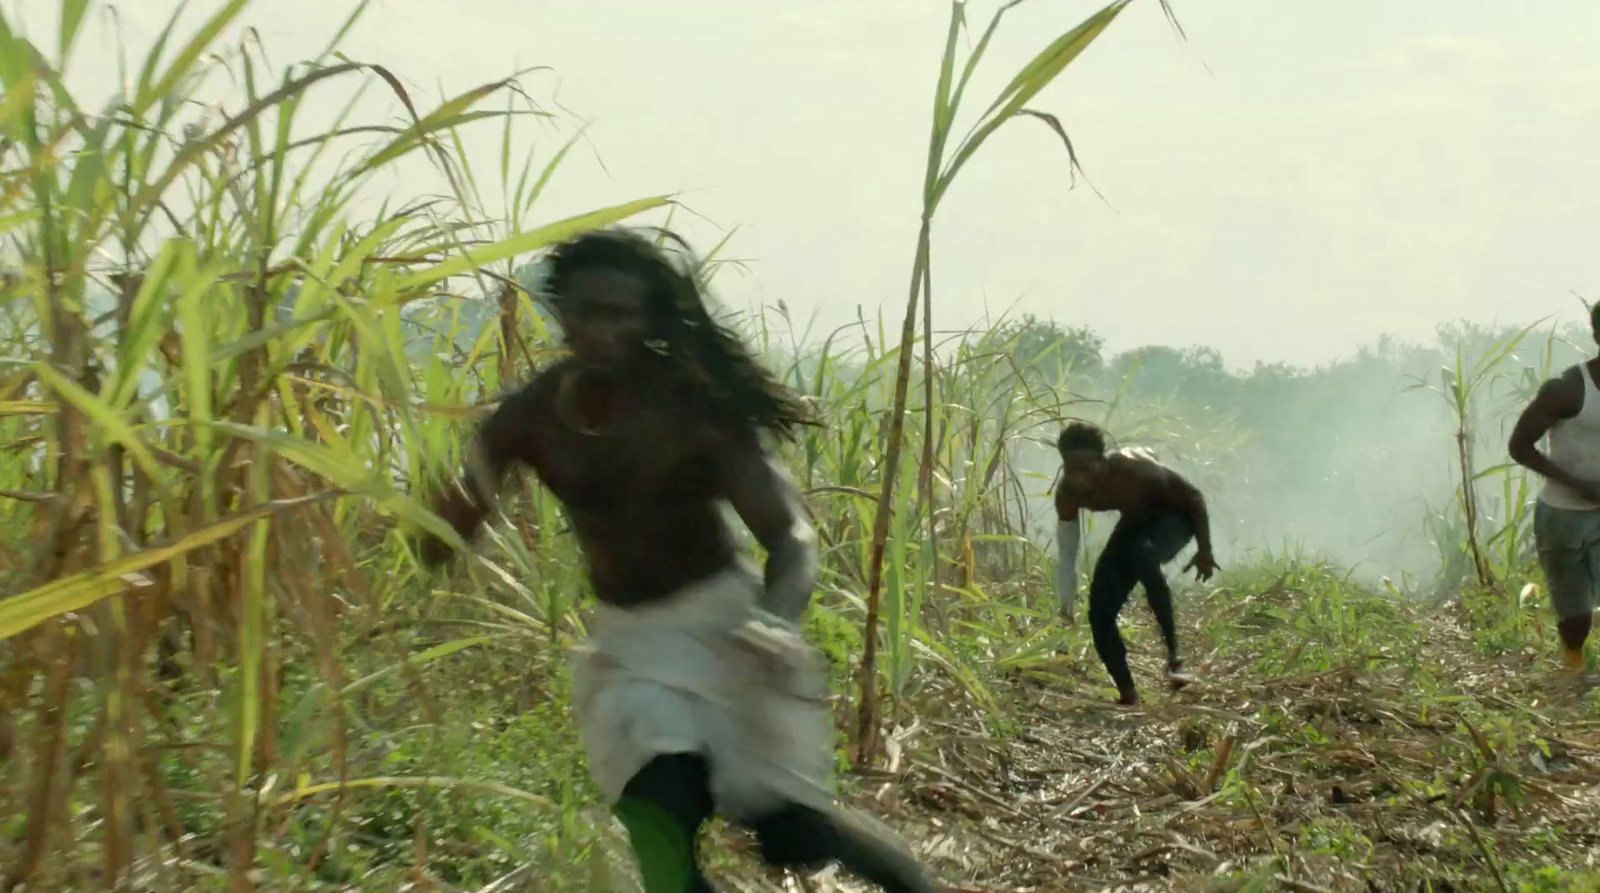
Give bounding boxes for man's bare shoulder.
[472,360,572,467]
[1541,365,1586,403]
[1108,447,1167,477]
[1109,448,1202,496]
[530,357,576,390]
[496,358,572,411]
[1515,365,1586,424]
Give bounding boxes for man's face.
[556,269,652,368]
[1061,449,1107,494]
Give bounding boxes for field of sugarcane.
[2,1,1599,891]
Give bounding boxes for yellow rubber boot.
[1562,644,1587,673]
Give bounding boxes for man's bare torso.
[509,359,746,608]
[1055,449,1187,523]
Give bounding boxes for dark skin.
[1054,447,1219,582]
[415,253,941,893]
[417,270,818,622]
[1508,330,1600,654]
[1509,353,1600,503]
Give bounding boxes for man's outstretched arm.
[1055,513,1081,621]
[1161,470,1217,580]
[720,429,820,624]
[1053,488,1081,621]
[1174,477,1213,558]
[420,387,536,566]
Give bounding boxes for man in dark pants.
[417,228,938,893]
[1052,422,1218,705]
[1509,303,1600,676]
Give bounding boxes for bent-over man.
[1054,421,1218,705]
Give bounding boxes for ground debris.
[796,605,1600,893]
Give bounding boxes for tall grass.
[0,0,1571,889]
[1409,323,1563,655]
[0,1,667,887]
[854,0,1136,767]
[1406,322,1541,593]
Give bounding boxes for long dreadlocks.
[542,227,815,440]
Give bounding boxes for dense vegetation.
[1,1,1596,891]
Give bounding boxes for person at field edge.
[415,228,939,893]
[1053,421,1218,706]
[1508,304,1600,676]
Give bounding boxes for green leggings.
[613,753,937,893]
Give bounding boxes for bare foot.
[1168,668,1194,691]
[1116,690,1140,707]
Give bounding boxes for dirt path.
[577,599,1600,893]
[816,614,1600,892]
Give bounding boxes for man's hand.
[1058,587,1079,625]
[416,485,480,570]
[1185,549,1218,582]
[417,531,453,569]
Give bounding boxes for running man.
[1053,421,1218,705]
[1509,305,1600,675]
[417,228,938,893]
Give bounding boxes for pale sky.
[14,0,1600,366]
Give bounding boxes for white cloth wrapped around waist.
[570,561,836,823]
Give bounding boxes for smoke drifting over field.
[989,317,1580,595]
